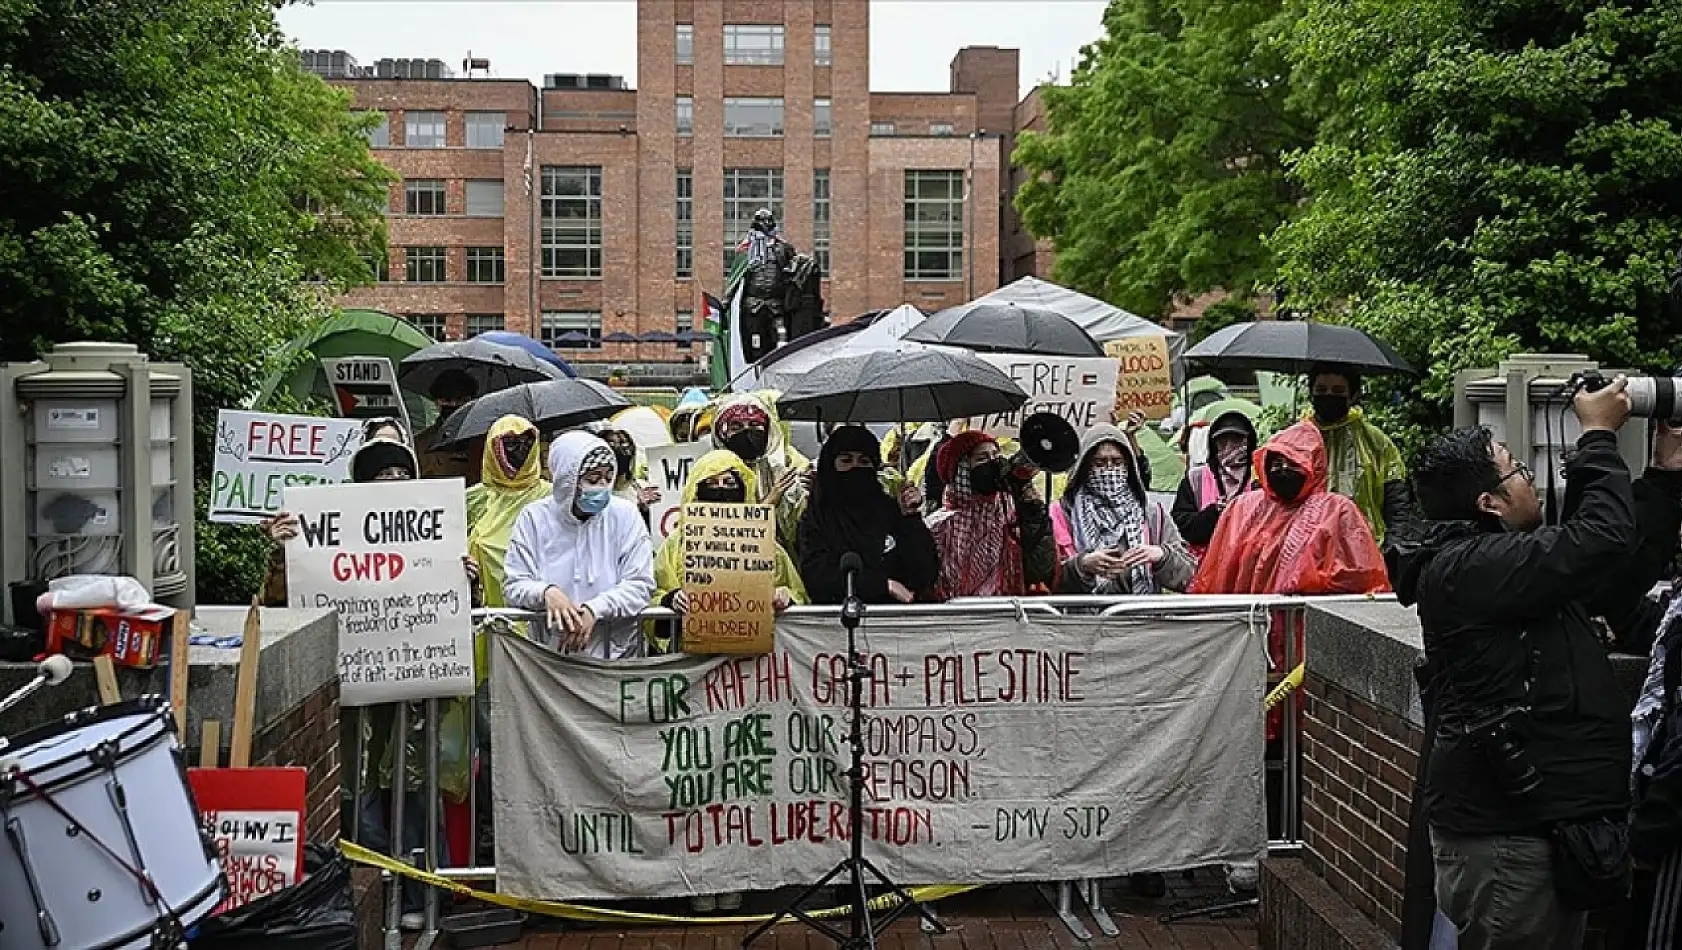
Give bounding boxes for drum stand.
[743,561,946,950]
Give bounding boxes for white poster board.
[959,356,1121,439]
[209,411,363,524]
[321,356,411,433]
[645,442,709,543]
[282,479,474,706]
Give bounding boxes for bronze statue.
[736,208,825,362]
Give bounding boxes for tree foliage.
[1012,0,1311,318]
[1274,0,1682,435]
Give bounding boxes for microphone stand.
[744,558,946,950]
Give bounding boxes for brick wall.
[252,678,342,843]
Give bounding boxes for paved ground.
[433,871,1258,950]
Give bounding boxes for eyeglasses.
[1496,460,1534,487]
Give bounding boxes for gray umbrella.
[398,338,567,394]
[433,378,630,448]
[904,301,1104,357]
[776,348,1029,423]
[1185,321,1414,375]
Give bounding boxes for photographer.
[1392,377,1682,950]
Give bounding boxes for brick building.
[312,1,1028,362]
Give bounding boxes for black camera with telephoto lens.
[1463,706,1543,799]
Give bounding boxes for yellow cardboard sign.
[680,503,776,654]
[1105,336,1175,421]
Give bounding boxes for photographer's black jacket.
[1387,431,1682,836]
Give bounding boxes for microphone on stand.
[839,552,864,631]
[0,653,75,717]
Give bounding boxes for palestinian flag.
[707,256,753,391]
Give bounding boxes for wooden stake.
[227,600,262,769]
[169,608,191,742]
[93,655,120,705]
[199,720,221,769]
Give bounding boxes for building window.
[465,180,504,217]
[676,169,693,279]
[404,246,448,283]
[724,24,784,65]
[465,112,506,149]
[903,171,964,281]
[723,168,784,276]
[363,250,390,282]
[814,98,832,138]
[813,169,831,278]
[363,111,390,147]
[541,311,602,350]
[676,24,694,65]
[404,110,446,148]
[676,310,694,350]
[465,314,503,337]
[540,166,603,279]
[870,121,896,136]
[408,314,446,341]
[404,179,446,215]
[676,96,694,136]
[466,247,505,283]
[724,97,784,137]
[814,25,832,67]
[930,122,955,137]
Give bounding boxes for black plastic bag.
[190,844,356,950]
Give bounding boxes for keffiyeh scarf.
[1073,467,1152,594]
[932,461,1022,599]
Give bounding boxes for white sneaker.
[1226,861,1259,893]
[718,891,744,911]
[400,912,425,931]
[691,894,718,913]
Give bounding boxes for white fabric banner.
[491,611,1265,900]
[958,356,1122,440]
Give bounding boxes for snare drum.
[0,698,224,950]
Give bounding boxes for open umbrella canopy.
[776,348,1029,423]
[906,301,1104,357]
[434,378,631,448]
[675,330,711,344]
[474,331,576,377]
[398,338,567,395]
[639,330,680,343]
[602,332,641,344]
[1186,321,1414,376]
[553,330,595,347]
[254,309,435,408]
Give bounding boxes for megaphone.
[1019,412,1081,474]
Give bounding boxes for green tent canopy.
[253,309,438,424]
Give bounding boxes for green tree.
[0,0,393,600]
[1013,0,1312,318]
[1275,0,1682,438]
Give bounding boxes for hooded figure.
[1190,420,1388,597]
[926,430,1056,600]
[503,431,656,659]
[1172,407,1260,554]
[1052,425,1196,595]
[711,392,810,553]
[799,426,940,604]
[466,416,550,610]
[1307,366,1410,542]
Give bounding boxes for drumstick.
[228,600,262,769]
[93,655,120,705]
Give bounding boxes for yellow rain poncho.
[1310,406,1406,542]
[711,392,810,554]
[466,416,551,677]
[652,451,808,646]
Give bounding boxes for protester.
[1390,380,1682,950]
[711,392,809,554]
[600,425,661,516]
[927,430,1056,599]
[503,431,656,659]
[1629,586,1682,950]
[1053,425,1195,595]
[799,426,940,604]
[1308,366,1410,542]
[1172,407,1259,555]
[362,415,409,445]
[466,416,550,620]
[414,369,480,480]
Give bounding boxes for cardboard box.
[46,605,174,668]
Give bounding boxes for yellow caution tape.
[1265,663,1305,711]
[339,840,979,927]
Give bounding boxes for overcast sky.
[277,0,1108,99]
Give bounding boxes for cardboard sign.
[959,356,1121,439]
[679,502,776,654]
[209,410,363,524]
[282,479,474,705]
[321,356,411,433]
[646,442,710,543]
[188,767,307,913]
[1105,337,1175,421]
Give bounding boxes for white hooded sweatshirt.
[503,431,656,659]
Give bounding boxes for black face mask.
[1266,466,1308,502]
[831,467,880,500]
[695,484,746,504]
[724,428,769,462]
[610,447,636,474]
[1312,394,1350,424]
[501,434,536,473]
[968,458,1006,497]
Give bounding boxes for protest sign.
[679,502,776,654]
[282,479,474,705]
[491,610,1265,900]
[208,410,363,524]
[646,442,710,543]
[187,767,307,913]
[1104,337,1175,421]
[321,356,410,433]
[959,356,1120,439]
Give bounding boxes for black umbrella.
[398,338,567,394]
[905,301,1104,357]
[602,331,640,344]
[552,330,595,347]
[776,348,1029,423]
[676,330,711,344]
[433,378,630,448]
[639,330,680,343]
[1185,321,1414,375]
